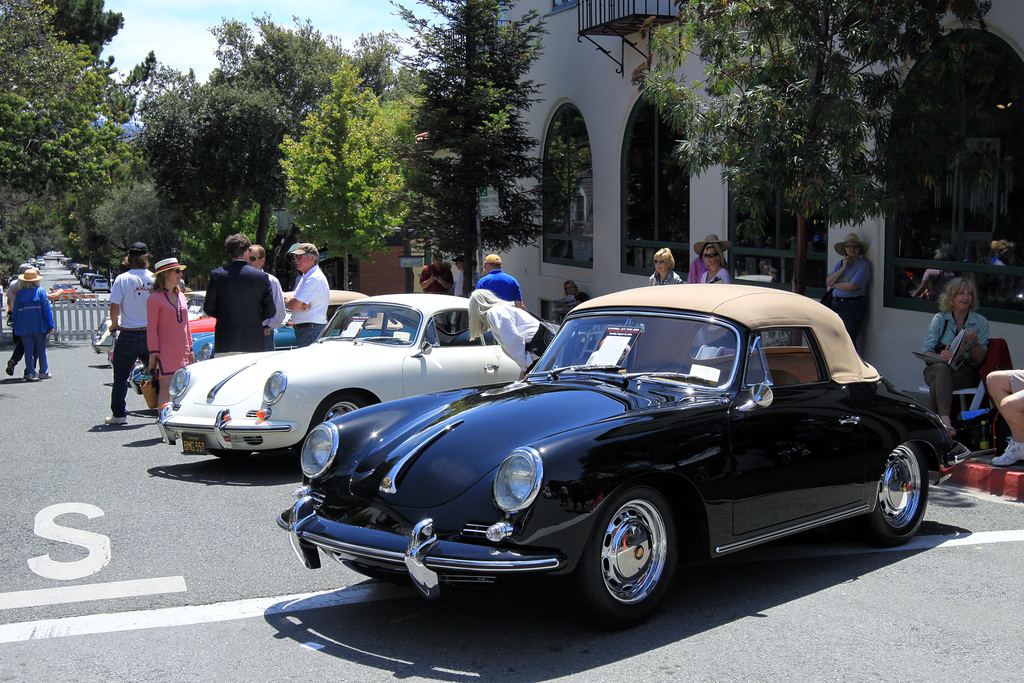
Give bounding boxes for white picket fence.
[50,300,108,341]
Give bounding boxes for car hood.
[329,378,672,508]
[188,340,412,407]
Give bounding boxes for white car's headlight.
[263,371,287,404]
[493,447,543,514]
[196,342,213,362]
[168,367,190,399]
[301,423,339,478]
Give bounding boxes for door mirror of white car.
[411,340,433,358]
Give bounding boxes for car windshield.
[319,303,422,346]
[533,312,741,389]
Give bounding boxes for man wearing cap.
[475,254,525,309]
[105,242,154,425]
[285,243,330,347]
[204,233,276,355]
[5,263,33,376]
[247,244,287,351]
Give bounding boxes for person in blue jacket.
[12,268,55,381]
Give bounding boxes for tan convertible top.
[572,284,879,384]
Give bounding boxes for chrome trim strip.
[296,530,562,573]
[161,419,294,435]
[207,362,260,403]
[715,505,871,555]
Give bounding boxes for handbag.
[819,289,834,308]
[140,373,159,409]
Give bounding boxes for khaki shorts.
[1006,369,1024,395]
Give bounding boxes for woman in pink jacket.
[147,258,194,408]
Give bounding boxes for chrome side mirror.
[735,383,773,412]
[411,340,434,358]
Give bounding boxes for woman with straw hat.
[147,257,194,408]
[693,234,733,284]
[12,268,54,381]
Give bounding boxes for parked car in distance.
[279,285,970,628]
[90,277,110,293]
[158,293,521,458]
[50,282,79,294]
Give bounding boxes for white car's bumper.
[159,407,299,453]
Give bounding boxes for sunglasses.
[703,252,720,259]
[248,256,260,262]
[654,259,669,265]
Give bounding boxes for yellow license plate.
[181,433,207,455]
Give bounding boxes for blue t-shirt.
[476,269,522,303]
[828,257,870,298]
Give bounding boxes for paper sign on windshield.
[587,326,644,366]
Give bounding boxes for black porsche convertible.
[279,285,968,627]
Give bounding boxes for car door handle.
[839,416,861,426]
[484,363,499,373]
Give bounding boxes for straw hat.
[693,234,733,256]
[834,232,870,255]
[154,257,186,274]
[18,268,43,283]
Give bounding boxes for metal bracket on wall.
[577,32,647,78]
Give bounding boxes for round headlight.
[168,367,190,399]
[301,423,339,478]
[493,447,543,514]
[196,342,213,362]
[263,371,288,404]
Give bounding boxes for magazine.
[912,328,969,370]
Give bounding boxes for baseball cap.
[484,254,501,265]
[128,242,149,254]
[291,243,319,257]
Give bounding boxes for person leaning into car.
[468,289,543,380]
[285,243,330,347]
[105,242,153,426]
[204,233,276,356]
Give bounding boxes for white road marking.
[0,576,187,611]
[2,530,1023,644]
[28,503,110,580]
[0,582,412,644]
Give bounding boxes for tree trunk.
[256,200,270,248]
[793,213,808,296]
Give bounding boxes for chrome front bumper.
[278,495,564,599]
[159,408,295,449]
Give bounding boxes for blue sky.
[103,1,412,82]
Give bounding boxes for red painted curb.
[947,460,1024,502]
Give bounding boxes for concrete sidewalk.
[948,451,1024,502]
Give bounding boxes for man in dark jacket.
[204,234,276,355]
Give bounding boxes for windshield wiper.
[353,336,406,345]
[548,364,624,380]
[631,372,719,388]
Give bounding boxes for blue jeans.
[264,328,275,351]
[8,334,24,367]
[832,296,866,350]
[110,329,149,417]
[21,332,48,376]
[294,323,324,348]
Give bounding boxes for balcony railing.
[578,0,677,37]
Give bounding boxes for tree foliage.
[641,0,990,293]
[0,0,128,213]
[397,0,546,263]
[137,17,345,250]
[281,59,411,262]
[49,0,122,57]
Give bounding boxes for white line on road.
[0,576,187,611]
[2,530,1022,644]
[0,582,412,644]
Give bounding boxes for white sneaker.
[992,441,1024,466]
[104,415,127,426]
[38,372,51,379]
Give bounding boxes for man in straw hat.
[105,242,153,425]
[824,232,871,349]
[11,267,54,380]
[5,263,33,377]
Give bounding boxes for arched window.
[621,101,690,277]
[542,104,593,267]
[887,31,1024,322]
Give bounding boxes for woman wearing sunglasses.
[648,248,683,286]
[693,234,733,284]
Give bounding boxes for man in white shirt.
[285,243,330,347]
[105,242,154,425]
[247,244,287,351]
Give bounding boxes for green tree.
[641,0,990,294]
[349,31,418,100]
[281,59,411,270]
[138,17,345,250]
[49,0,122,57]
[397,0,546,270]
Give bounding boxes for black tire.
[572,485,677,629]
[309,391,371,430]
[859,443,928,547]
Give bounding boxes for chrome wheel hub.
[598,499,667,604]
[877,446,922,528]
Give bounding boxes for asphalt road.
[1,258,1022,681]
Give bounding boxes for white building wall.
[504,1,1023,394]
